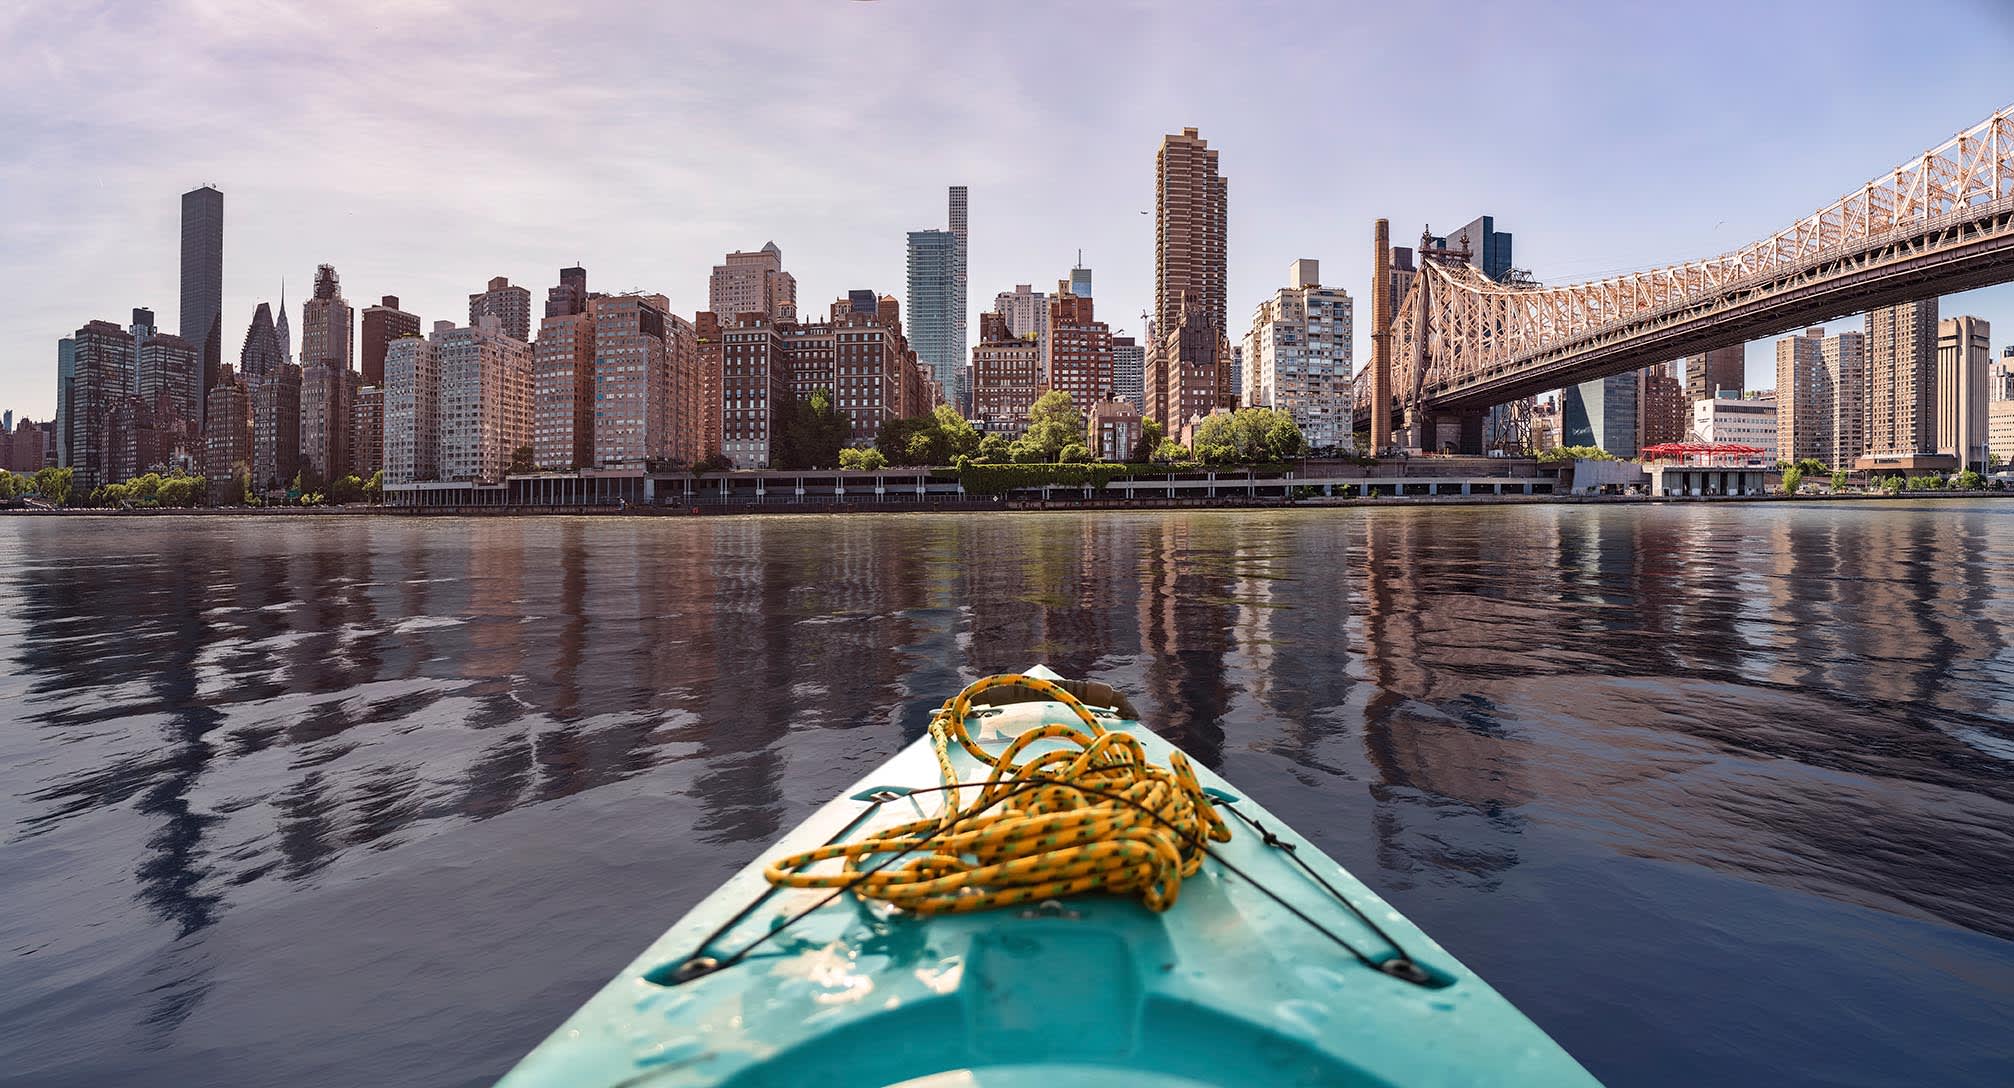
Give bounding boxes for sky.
[3,0,2013,422]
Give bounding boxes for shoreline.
[6,489,2009,517]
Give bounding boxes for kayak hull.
[500,670,1597,1087]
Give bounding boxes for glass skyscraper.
[180,185,223,420]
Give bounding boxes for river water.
[1,505,2010,1086]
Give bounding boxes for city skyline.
[3,1,2014,421]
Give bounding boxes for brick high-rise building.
[469,276,532,343]
[1240,259,1353,450]
[1773,327,1864,469]
[180,186,223,419]
[1937,315,1992,469]
[546,266,590,319]
[1146,127,1230,431]
[1867,299,1939,455]
[1824,330,1867,464]
[204,366,252,493]
[138,332,200,428]
[1686,345,1744,404]
[972,311,1041,435]
[298,264,355,483]
[384,331,440,484]
[439,316,533,482]
[63,320,133,490]
[1045,283,1114,408]
[350,385,385,478]
[534,304,597,471]
[250,363,301,492]
[591,295,697,467]
[695,311,723,461]
[1776,328,1829,465]
[360,295,420,386]
[718,312,792,468]
[708,243,796,322]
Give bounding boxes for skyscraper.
[179,186,223,419]
[1686,345,1744,404]
[204,366,251,495]
[547,266,590,319]
[1937,315,1991,469]
[1429,216,1514,281]
[128,308,156,396]
[468,276,532,343]
[1823,330,1867,464]
[1045,281,1114,407]
[590,294,697,467]
[994,282,1055,362]
[1146,128,1230,432]
[360,296,421,386]
[1111,336,1145,410]
[972,311,1041,435]
[1636,363,1686,449]
[1866,300,1939,455]
[1561,373,1639,457]
[240,302,283,381]
[1240,260,1354,451]
[138,332,199,427]
[949,186,968,364]
[64,320,135,490]
[708,243,796,321]
[275,282,293,365]
[438,316,534,482]
[298,264,356,483]
[907,228,962,411]
[1775,328,1829,465]
[251,363,301,493]
[535,280,598,471]
[384,331,440,484]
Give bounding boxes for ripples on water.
[1,505,2010,1086]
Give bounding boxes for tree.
[774,388,849,470]
[33,466,73,506]
[1020,390,1085,461]
[1880,475,1904,494]
[1951,469,1984,491]
[975,432,1011,463]
[363,468,384,504]
[1829,469,1848,492]
[1537,445,1617,464]
[1191,407,1306,465]
[1129,418,1165,464]
[1153,438,1189,464]
[692,452,734,475]
[1780,465,1803,494]
[839,447,888,471]
[507,445,535,475]
[0,470,23,500]
[1794,457,1827,477]
[1057,443,1091,464]
[328,474,365,504]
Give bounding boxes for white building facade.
[1239,259,1354,451]
[1693,391,1778,450]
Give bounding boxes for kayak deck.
[500,672,1595,1087]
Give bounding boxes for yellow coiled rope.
[764,674,1231,916]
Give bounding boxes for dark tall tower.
[180,186,224,421]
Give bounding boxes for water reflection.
[1,505,2011,1087]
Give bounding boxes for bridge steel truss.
[1369,105,2014,449]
